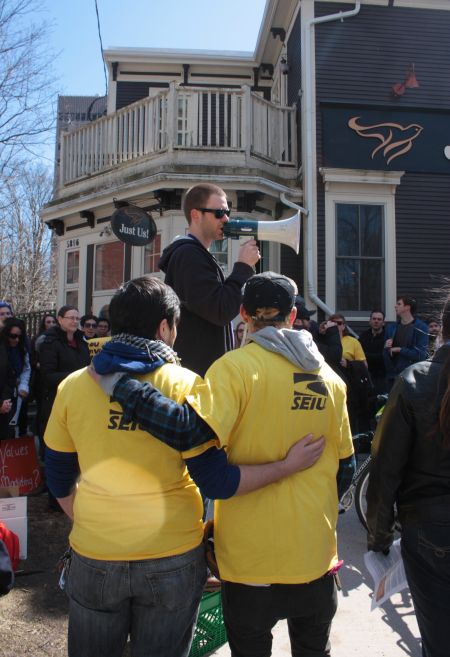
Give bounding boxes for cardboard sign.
[0,437,42,495]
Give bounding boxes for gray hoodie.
[249,326,324,371]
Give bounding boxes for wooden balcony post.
[242,85,252,161]
[167,81,177,152]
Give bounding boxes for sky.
[40,0,268,97]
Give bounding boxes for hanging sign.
[110,203,157,246]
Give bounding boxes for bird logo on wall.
[347,116,423,165]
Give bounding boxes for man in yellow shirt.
[45,276,324,657]
[96,273,355,657]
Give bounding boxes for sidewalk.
[213,507,420,656]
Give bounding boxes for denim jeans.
[66,543,206,657]
[401,519,450,657]
[222,575,337,657]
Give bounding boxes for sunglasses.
[8,333,21,340]
[334,320,344,325]
[198,208,231,219]
[84,322,97,328]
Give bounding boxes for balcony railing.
[59,83,297,187]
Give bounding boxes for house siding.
[312,3,450,314]
[116,81,169,110]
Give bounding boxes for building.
[42,0,450,324]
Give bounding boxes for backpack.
[0,522,20,572]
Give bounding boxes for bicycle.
[339,433,374,530]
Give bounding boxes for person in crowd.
[234,321,245,348]
[0,301,13,328]
[30,314,57,454]
[329,313,372,433]
[293,297,342,368]
[39,305,90,509]
[80,314,98,340]
[359,310,387,394]
[96,317,110,337]
[0,318,31,439]
[45,276,324,657]
[427,316,441,356]
[158,183,260,375]
[383,296,429,389]
[366,292,450,657]
[91,272,355,657]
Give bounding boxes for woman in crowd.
[39,306,90,431]
[39,306,90,508]
[329,313,371,434]
[30,313,57,453]
[234,321,246,348]
[0,318,31,438]
[367,292,450,657]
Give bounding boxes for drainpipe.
[301,1,361,317]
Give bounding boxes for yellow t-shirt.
[87,336,111,359]
[187,343,354,585]
[45,364,216,561]
[341,335,366,362]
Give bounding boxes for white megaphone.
[223,212,300,254]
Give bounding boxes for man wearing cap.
[293,297,342,369]
[92,272,355,657]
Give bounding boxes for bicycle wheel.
[355,459,371,530]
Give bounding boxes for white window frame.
[321,168,404,322]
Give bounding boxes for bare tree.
[0,165,56,311]
[0,0,56,174]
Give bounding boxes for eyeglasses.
[8,333,21,340]
[62,315,80,321]
[198,208,231,219]
[84,322,97,328]
[334,320,344,325]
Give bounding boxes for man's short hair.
[243,272,296,327]
[97,317,111,329]
[370,309,385,320]
[397,296,417,315]
[80,314,98,327]
[109,276,180,339]
[183,183,226,224]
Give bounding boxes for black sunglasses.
[8,333,21,340]
[198,208,231,219]
[84,322,97,328]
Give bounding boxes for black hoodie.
[159,235,253,376]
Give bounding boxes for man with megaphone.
[159,183,260,376]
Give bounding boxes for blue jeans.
[402,519,450,657]
[66,543,206,657]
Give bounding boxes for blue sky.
[41,0,267,97]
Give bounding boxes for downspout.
[301,1,361,316]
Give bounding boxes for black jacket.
[39,326,90,426]
[159,235,254,376]
[366,344,450,551]
[0,343,16,402]
[309,323,342,368]
[359,328,385,378]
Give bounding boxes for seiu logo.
[291,373,328,411]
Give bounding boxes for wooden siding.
[311,3,450,315]
[395,173,450,316]
[116,81,169,110]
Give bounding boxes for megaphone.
[223,212,300,254]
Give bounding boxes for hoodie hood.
[249,326,324,371]
[159,235,204,273]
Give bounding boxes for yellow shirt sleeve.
[44,379,77,453]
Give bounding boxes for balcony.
[58,83,298,192]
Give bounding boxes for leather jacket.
[366,343,450,551]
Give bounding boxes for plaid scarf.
[110,332,180,365]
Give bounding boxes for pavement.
[211,504,421,657]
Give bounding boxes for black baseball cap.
[243,272,296,320]
[294,296,316,320]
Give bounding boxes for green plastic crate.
[189,590,227,657]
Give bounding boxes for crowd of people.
[0,182,448,657]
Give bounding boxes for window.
[66,290,78,307]
[94,242,124,291]
[336,204,384,312]
[321,168,402,320]
[66,250,79,285]
[143,234,161,274]
[210,239,228,275]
